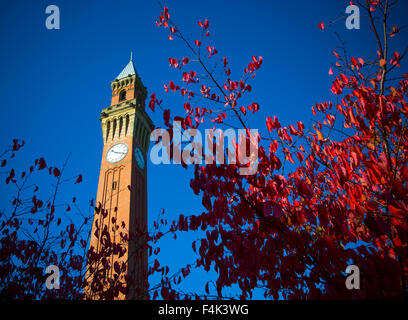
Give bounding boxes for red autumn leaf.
[286,153,295,164]
[168,81,177,91]
[316,130,324,141]
[149,94,156,111]
[266,116,280,131]
[390,26,399,37]
[390,52,400,67]
[74,174,82,184]
[53,168,60,177]
[38,158,47,170]
[388,204,403,216]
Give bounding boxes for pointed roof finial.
[115,55,138,80]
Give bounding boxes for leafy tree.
[0,140,89,299]
[149,0,408,299]
[0,140,168,299]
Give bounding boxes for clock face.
[106,143,129,163]
[134,147,145,169]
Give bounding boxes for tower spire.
[115,55,137,80]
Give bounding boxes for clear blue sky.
[1,0,407,298]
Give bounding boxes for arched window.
[118,117,123,138]
[137,124,143,142]
[125,115,130,136]
[135,120,140,141]
[119,90,126,102]
[106,121,111,142]
[112,119,117,140]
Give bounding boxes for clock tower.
[86,56,153,299]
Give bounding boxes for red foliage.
[152,2,408,299]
